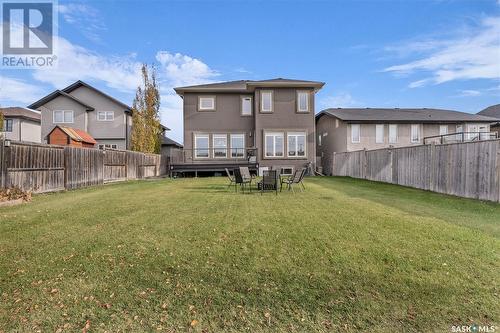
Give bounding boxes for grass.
[0,177,498,332]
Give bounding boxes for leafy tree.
[131,64,162,153]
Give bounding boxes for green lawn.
[0,177,498,332]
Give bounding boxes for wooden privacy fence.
[330,139,500,202]
[0,140,167,193]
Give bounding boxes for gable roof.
[161,136,183,147]
[47,125,97,144]
[0,107,41,122]
[316,108,499,123]
[478,104,500,118]
[28,80,131,112]
[174,78,325,95]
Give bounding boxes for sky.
[0,0,499,142]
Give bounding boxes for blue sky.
[1,0,499,142]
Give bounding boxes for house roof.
[48,125,97,144]
[0,107,41,122]
[28,80,131,112]
[316,108,499,123]
[174,78,325,95]
[478,104,500,119]
[161,136,183,147]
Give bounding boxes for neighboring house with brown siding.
[0,107,41,143]
[478,104,500,136]
[316,108,498,173]
[28,80,133,150]
[173,78,324,175]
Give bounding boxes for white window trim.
[351,124,360,143]
[241,96,253,116]
[194,134,210,159]
[375,124,384,144]
[389,124,398,144]
[213,134,227,158]
[287,132,307,158]
[53,110,74,124]
[297,91,310,113]
[97,111,114,121]
[280,166,294,176]
[411,124,420,143]
[198,96,216,111]
[260,91,273,113]
[264,132,284,157]
[230,134,245,158]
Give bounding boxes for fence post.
[0,138,4,189]
[496,141,500,202]
[429,143,435,192]
[332,152,336,176]
[363,148,367,179]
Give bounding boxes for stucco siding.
[20,120,41,142]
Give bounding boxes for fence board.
[331,140,500,202]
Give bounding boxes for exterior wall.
[20,120,41,142]
[254,88,316,171]
[38,95,87,143]
[95,139,126,150]
[316,116,347,158]
[2,118,20,141]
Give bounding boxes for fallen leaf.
[190,319,199,327]
[82,319,90,333]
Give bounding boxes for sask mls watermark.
[1,0,57,68]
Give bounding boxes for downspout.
[19,119,22,141]
[125,111,129,149]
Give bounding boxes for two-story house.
[0,107,41,143]
[173,78,324,176]
[28,80,133,149]
[316,108,498,171]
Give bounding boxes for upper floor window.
[54,110,74,123]
[389,124,398,144]
[287,132,306,157]
[297,91,310,113]
[97,111,114,121]
[411,124,420,143]
[213,134,227,158]
[198,96,216,111]
[439,125,448,136]
[375,124,384,143]
[194,134,209,158]
[260,91,273,113]
[2,119,13,132]
[351,124,360,143]
[265,132,284,157]
[241,96,252,116]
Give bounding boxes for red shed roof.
[49,126,97,144]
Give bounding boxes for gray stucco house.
[173,78,324,175]
[28,81,133,150]
[478,104,500,136]
[0,107,41,143]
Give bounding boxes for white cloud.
[384,16,500,88]
[58,3,106,43]
[319,92,361,108]
[0,76,45,106]
[456,89,482,97]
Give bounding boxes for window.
[297,91,309,112]
[281,167,294,176]
[351,124,360,143]
[194,134,209,158]
[241,96,252,116]
[213,134,227,158]
[375,124,384,143]
[411,124,420,143]
[439,125,448,136]
[198,96,215,111]
[335,119,339,128]
[98,144,117,149]
[389,124,398,144]
[3,119,13,132]
[287,132,306,157]
[53,110,74,123]
[261,91,273,112]
[97,111,114,121]
[264,132,284,157]
[230,134,245,158]
[318,134,322,146]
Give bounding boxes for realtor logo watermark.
[1,0,57,68]
[451,324,497,332]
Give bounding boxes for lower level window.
[213,134,227,158]
[287,132,306,157]
[98,144,117,149]
[3,119,13,132]
[230,134,245,158]
[195,134,209,158]
[265,132,284,157]
[281,167,294,175]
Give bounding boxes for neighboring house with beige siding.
[316,108,498,172]
[28,81,134,150]
[478,104,500,136]
[0,107,41,143]
[173,78,324,175]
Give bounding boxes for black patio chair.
[225,168,235,189]
[233,168,251,193]
[280,168,306,192]
[259,170,278,195]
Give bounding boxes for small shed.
[46,125,97,148]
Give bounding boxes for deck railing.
[168,148,258,164]
[423,132,498,145]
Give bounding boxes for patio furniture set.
[225,167,307,195]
